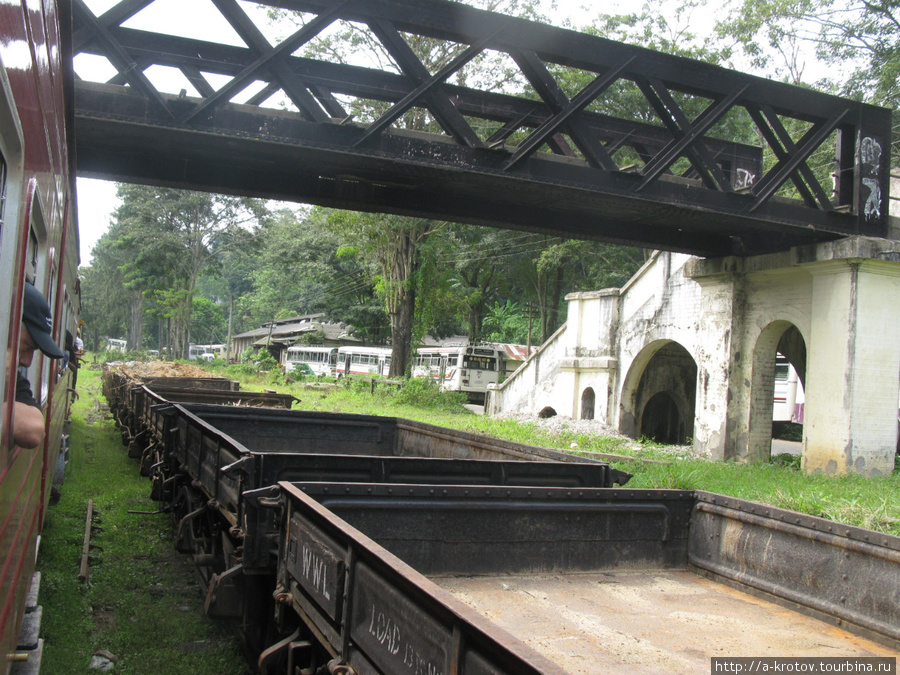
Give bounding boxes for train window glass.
[26,228,38,282]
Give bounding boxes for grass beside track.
[39,367,248,675]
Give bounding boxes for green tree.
[483,300,530,344]
[110,185,265,358]
[245,207,389,343]
[78,237,131,350]
[189,296,227,344]
[714,0,899,161]
[197,218,264,357]
[326,211,442,376]
[442,226,539,342]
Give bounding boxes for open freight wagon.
[120,397,630,659]
[270,482,900,674]
[100,370,899,674]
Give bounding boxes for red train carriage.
[0,0,79,671]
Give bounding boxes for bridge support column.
[803,258,900,476]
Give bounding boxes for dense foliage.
[81,192,645,362]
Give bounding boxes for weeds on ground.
[39,369,247,675]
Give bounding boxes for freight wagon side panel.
[178,406,397,455]
[689,491,900,645]
[395,418,600,463]
[279,482,569,675]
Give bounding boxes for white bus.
[336,346,393,378]
[773,355,804,423]
[285,345,338,376]
[106,338,127,353]
[188,344,226,361]
[413,345,502,402]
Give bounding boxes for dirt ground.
[104,360,220,380]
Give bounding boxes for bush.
[224,363,257,378]
[393,377,467,411]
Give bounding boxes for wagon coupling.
[273,583,291,605]
[257,496,283,509]
[221,455,253,477]
[326,658,357,675]
[243,484,282,507]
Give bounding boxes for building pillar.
[803,258,900,476]
[561,290,619,423]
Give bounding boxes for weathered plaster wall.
[485,324,568,417]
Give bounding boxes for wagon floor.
[433,570,898,675]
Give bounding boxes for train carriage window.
[1,78,25,459]
[26,229,38,282]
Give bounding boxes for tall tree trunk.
[126,292,143,351]
[385,231,418,378]
[389,285,415,377]
[544,265,565,341]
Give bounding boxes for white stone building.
[488,230,900,477]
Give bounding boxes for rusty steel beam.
[71,0,893,255]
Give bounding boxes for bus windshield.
[463,355,496,371]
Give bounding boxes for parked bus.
[336,346,393,377]
[106,338,127,353]
[774,354,805,423]
[188,344,226,361]
[413,345,502,402]
[285,345,338,376]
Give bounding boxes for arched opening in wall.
[619,340,697,445]
[747,322,806,462]
[581,387,595,420]
[641,391,684,444]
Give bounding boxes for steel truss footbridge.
[70,0,893,256]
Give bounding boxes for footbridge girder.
[71,0,893,256]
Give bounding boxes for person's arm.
[14,369,45,449]
[13,400,45,449]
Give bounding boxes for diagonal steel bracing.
[70,0,893,256]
